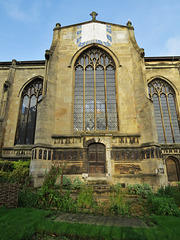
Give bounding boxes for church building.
[0,12,180,187]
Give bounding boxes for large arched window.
[166,158,179,181]
[15,78,43,145]
[148,79,180,143]
[74,47,117,131]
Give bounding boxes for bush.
[127,184,152,198]
[72,177,83,190]
[43,166,61,188]
[0,160,30,185]
[112,183,124,192]
[109,184,129,216]
[157,185,180,207]
[13,160,30,170]
[77,185,94,208]
[62,176,72,189]
[18,188,39,208]
[148,196,180,216]
[37,166,62,208]
[60,190,77,212]
[0,171,9,182]
[0,160,14,172]
[9,166,29,185]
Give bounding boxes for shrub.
[60,190,77,212]
[148,196,180,216]
[0,160,14,172]
[127,184,152,198]
[13,160,30,170]
[62,176,72,189]
[18,188,39,208]
[37,166,62,208]
[0,160,30,185]
[9,166,29,185]
[72,177,83,190]
[77,185,94,208]
[109,185,129,216]
[112,183,124,193]
[43,166,61,188]
[157,185,180,207]
[0,171,9,182]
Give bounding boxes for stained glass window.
[74,47,117,131]
[15,78,43,144]
[148,79,180,143]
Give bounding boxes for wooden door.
[88,143,105,174]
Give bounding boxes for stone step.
[93,195,110,203]
[93,184,111,189]
[93,188,111,193]
[88,180,108,185]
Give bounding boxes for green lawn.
[0,207,180,240]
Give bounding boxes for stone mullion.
[24,94,31,144]
[166,94,175,143]
[104,65,108,130]
[83,58,86,131]
[32,94,39,144]
[94,64,97,130]
[158,94,167,143]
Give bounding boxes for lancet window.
[15,78,43,145]
[148,79,180,143]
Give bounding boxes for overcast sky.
[0,0,180,61]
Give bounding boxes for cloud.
[0,0,50,23]
[0,0,26,21]
[161,36,180,56]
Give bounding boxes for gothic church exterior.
[0,13,180,187]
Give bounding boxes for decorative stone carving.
[111,146,162,161]
[90,11,98,21]
[45,50,52,60]
[115,164,141,174]
[2,148,32,158]
[139,48,145,58]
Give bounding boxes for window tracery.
[15,78,43,145]
[74,47,117,131]
[148,79,180,143]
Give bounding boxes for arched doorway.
[166,158,179,181]
[88,143,106,174]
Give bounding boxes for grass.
[0,207,180,240]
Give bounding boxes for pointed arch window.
[74,47,118,131]
[166,158,179,181]
[15,78,43,145]
[148,79,180,143]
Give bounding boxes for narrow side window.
[15,79,43,145]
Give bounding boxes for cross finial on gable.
[90,11,98,21]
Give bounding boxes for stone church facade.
[0,13,180,187]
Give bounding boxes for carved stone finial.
[45,50,52,60]
[56,23,61,28]
[178,59,180,75]
[139,48,145,58]
[126,19,132,28]
[54,23,61,30]
[11,59,17,66]
[4,80,11,90]
[11,59,17,68]
[90,11,98,21]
